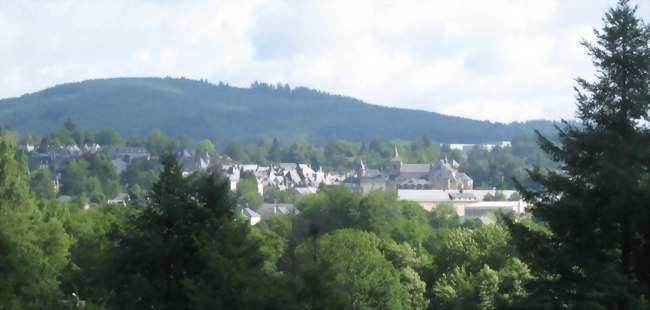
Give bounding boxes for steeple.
[358,159,366,177]
[386,144,402,176]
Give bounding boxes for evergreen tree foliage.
[107,155,274,309]
[507,1,650,307]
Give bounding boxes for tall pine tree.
[108,154,284,309]
[507,1,650,308]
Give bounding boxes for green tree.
[297,229,425,309]
[144,129,177,156]
[60,155,121,199]
[264,187,301,204]
[94,128,123,146]
[242,190,262,210]
[29,168,56,200]
[392,200,432,248]
[196,139,218,159]
[0,137,72,308]
[324,139,358,171]
[60,203,136,307]
[430,225,531,310]
[268,138,283,163]
[430,202,460,229]
[120,157,160,190]
[356,190,401,238]
[507,1,650,307]
[38,137,49,153]
[108,155,273,309]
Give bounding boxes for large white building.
[398,189,526,217]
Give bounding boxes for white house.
[241,208,261,225]
[107,193,129,205]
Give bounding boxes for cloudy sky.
[1,0,648,122]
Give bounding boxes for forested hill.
[0,77,556,144]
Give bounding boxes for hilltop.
[0,77,555,144]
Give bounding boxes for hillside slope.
[0,77,556,144]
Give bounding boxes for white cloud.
[0,0,647,122]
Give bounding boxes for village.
[22,141,525,226]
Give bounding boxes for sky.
[1,0,648,123]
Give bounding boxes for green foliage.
[296,229,426,309]
[30,168,56,200]
[60,203,136,306]
[431,262,531,310]
[465,145,528,189]
[430,225,531,309]
[107,155,276,309]
[248,215,293,276]
[196,139,218,159]
[0,77,557,145]
[120,157,160,190]
[236,172,263,210]
[324,139,358,171]
[430,202,461,229]
[356,190,402,238]
[224,141,249,162]
[94,128,123,146]
[264,187,301,204]
[60,154,121,200]
[0,137,72,308]
[143,130,177,156]
[242,191,262,210]
[392,200,433,248]
[507,1,650,307]
[483,191,506,201]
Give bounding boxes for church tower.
[385,144,402,177]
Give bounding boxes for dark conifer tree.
[268,138,282,163]
[507,1,650,308]
[108,155,281,309]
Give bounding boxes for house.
[359,175,389,193]
[107,193,129,205]
[27,153,53,171]
[82,144,102,154]
[17,144,35,152]
[101,146,150,162]
[221,162,340,196]
[258,202,298,218]
[178,150,211,174]
[241,208,261,225]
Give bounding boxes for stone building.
[352,145,474,193]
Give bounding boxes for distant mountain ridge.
[0,77,557,145]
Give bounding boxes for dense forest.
[0,77,556,145]
[1,1,649,309]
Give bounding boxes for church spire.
[358,159,366,177]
